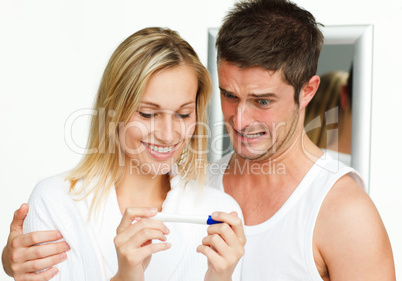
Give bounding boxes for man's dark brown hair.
[216,0,324,103]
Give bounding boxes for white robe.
[24,174,243,281]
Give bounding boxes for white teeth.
[144,143,174,153]
[240,132,263,138]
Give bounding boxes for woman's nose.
[154,115,179,144]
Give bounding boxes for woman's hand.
[2,203,70,281]
[111,207,171,281]
[197,212,246,281]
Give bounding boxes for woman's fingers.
[120,241,172,267]
[197,211,246,278]
[201,212,245,257]
[197,244,224,266]
[115,226,168,251]
[114,212,172,277]
[114,208,171,271]
[117,207,158,233]
[199,231,239,264]
[209,212,246,247]
[115,217,169,247]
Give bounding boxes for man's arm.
[314,175,395,280]
[2,203,69,280]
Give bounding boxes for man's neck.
[223,135,322,225]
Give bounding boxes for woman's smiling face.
[119,64,198,175]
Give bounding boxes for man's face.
[218,60,301,162]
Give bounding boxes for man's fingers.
[10,203,29,233]
[18,252,67,275]
[14,267,59,281]
[14,231,64,249]
[30,267,59,281]
[24,242,70,262]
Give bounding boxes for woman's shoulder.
[166,177,243,218]
[24,173,80,233]
[200,184,237,204]
[197,184,243,220]
[29,172,72,203]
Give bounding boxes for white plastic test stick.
[150,212,221,225]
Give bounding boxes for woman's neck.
[115,164,170,215]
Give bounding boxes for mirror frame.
[207,25,374,191]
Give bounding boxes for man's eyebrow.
[219,87,278,98]
[249,93,278,98]
[219,87,231,94]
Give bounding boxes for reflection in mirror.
[207,25,373,191]
[305,69,352,166]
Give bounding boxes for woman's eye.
[139,112,155,118]
[175,113,191,119]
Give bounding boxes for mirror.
[207,25,373,191]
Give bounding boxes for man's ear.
[299,75,320,109]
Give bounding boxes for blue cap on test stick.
[206,215,221,225]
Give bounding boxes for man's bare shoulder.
[319,174,369,218]
[313,175,395,280]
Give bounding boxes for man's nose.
[233,104,254,131]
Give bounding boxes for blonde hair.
[66,27,212,216]
[305,71,348,148]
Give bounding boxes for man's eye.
[221,91,236,99]
[139,112,155,118]
[257,99,271,107]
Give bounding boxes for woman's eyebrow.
[140,101,160,108]
[140,101,196,108]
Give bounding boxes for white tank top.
[207,152,365,280]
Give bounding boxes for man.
[2,0,396,280]
[207,0,395,280]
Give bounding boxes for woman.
[21,27,245,281]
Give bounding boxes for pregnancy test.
[150,212,222,225]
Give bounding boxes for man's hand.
[2,203,70,280]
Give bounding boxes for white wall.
[1,0,401,280]
[301,0,402,278]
